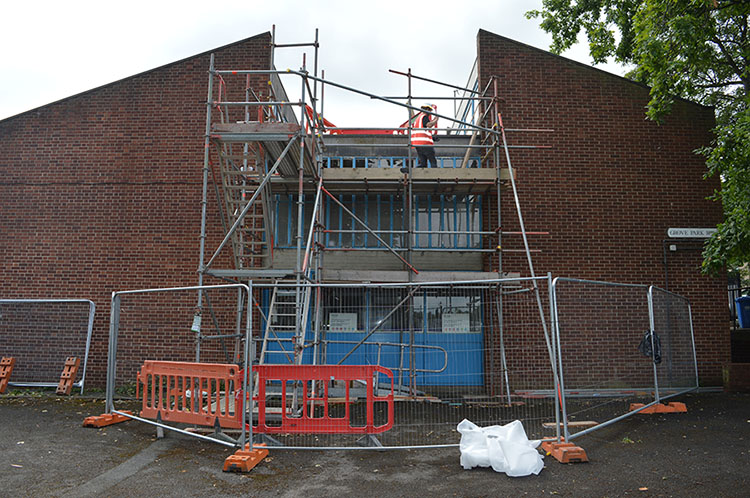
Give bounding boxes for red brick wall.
[477,30,728,385]
[0,33,272,386]
[0,29,730,390]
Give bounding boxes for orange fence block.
[541,440,589,464]
[223,443,268,473]
[0,357,16,394]
[629,402,687,414]
[56,357,80,395]
[82,411,134,428]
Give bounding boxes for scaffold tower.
[194,27,552,392]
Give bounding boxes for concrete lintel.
[205,269,296,279]
[320,269,514,283]
[212,122,301,135]
[322,167,506,183]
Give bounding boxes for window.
[274,194,481,250]
[322,288,483,334]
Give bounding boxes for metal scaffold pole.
[195,53,216,363]
[495,101,556,381]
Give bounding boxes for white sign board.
[329,313,358,333]
[442,312,470,333]
[667,228,717,239]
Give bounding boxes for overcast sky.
[0,0,627,127]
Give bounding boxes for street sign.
[667,228,717,239]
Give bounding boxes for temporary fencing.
[101,277,696,452]
[105,283,253,446]
[0,299,94,393]
[648,287,699,402]
[102,277,562,449]
[550,278,698,442]
[248,277,558,448]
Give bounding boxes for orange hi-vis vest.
[409,112,434,146]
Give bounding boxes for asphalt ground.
[1,391,748,497]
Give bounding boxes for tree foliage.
[527,0,750,273]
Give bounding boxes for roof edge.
[476,29,713,113]
[0,31,272,124]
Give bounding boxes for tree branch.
[710,34,749,88]
[695,81,745,88]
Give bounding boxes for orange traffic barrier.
[223,443,268,473]
[83,411,134,428]
[541,440,589,463]
[56,357,80,395]
[0,357,15,394]
[137,360,242,428]
[629,401,687,414]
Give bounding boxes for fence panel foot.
[357,434,383,448]
[541,440,588,464]
[254,433,282,447]
[629,402,687,414]
[83,411,133,428]
[223,443,268,473]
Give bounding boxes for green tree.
[527,0,750,273]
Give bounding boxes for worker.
[401,104,438,173]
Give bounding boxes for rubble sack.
[457,419,544,477]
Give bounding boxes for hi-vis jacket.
[409,112,435,146]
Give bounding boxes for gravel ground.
[1,391,748,497]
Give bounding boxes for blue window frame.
[324,156,479,169]
[274,194,481,249]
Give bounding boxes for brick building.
[0,29,727,390]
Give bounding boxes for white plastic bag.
[457,419,544,477]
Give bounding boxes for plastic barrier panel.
[252,364,394,434]
[137,360,242,428]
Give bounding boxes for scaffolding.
[195,27,553,394]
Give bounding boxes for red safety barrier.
[252,364,394,435]
[137,361,242,428]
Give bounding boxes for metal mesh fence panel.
[251,278,557,448]
[101,278,698,450]
[649,287,698,399]
[552,279,654,439]
[0,299,94,390]
[111,286,247,396]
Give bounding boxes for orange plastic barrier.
[252,364,394,435]
[137,361,242,428]
[56,357,80,395]
[134,361,395,436]
[0,357,15,394]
